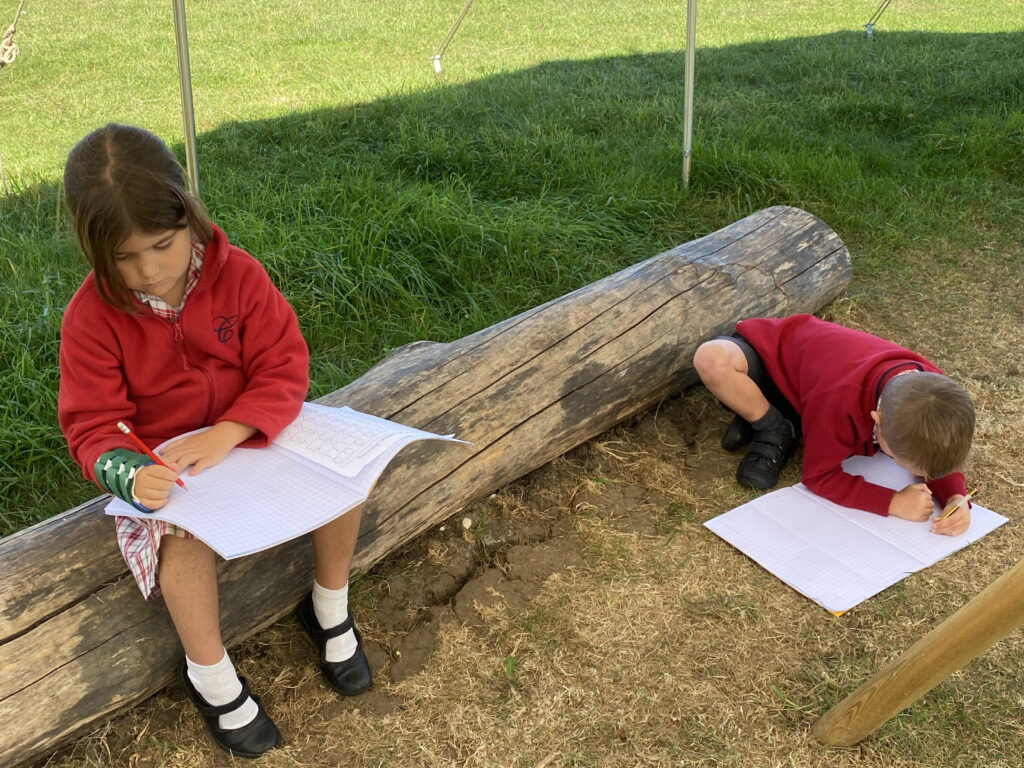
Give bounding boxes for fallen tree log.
[0,205,850,766]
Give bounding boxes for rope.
[430,0,476,73]
[864,0,896,38]
[0,0,25,67]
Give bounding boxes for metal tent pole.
[682,0,696,188]
[171,0,200,195]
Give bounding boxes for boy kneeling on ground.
[693,314,975,536]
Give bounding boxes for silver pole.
[171,0,199,195]
[682,0,697,188]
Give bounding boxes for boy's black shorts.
[716,334,802,436]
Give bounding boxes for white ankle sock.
[312,580,358,663]
[186,650,259,730]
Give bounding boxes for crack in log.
[0,569,136,647]
[0,600,166,701]
[408,270,718,435]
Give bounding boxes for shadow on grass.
[2,29,1022,529]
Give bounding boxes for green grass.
[1,1,1023,534]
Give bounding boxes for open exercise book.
[704,453,1008,613]
[105,403,467,559]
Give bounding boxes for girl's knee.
[160,534,215,564]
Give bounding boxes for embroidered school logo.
[213,315,239,343]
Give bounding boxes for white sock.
[186,650,259,730]
[312,580,358,663]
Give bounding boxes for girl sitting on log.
[58,124,370,758]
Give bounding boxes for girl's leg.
[301,505,371,695]
[159,535,274,747]
[159,535,222,663]
[311,503,363,589]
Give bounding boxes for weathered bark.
[0,205,850,766]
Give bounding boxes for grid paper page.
[810,454,1006,565]
[275,403,454,478]
[105,403,467,558]
[704,454,1008,612]
[106,444,366,559]
[705,499,910,611]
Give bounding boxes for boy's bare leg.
[311,504,363,590]
[693,339,771,422]
[159,535,223,664]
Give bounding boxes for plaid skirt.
[115,515,195,600]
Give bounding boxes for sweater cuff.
[928,472,967,507]
[854,482,896,516]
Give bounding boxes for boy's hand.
[133,463,181,510]
[160,420,257,476]
[932,494,971,537]
[888,483,934,521]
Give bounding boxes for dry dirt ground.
[41,246,1024,768]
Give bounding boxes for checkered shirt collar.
[133,241,205,320]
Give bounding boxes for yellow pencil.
[938,487,979,520]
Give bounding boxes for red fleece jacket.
[736,314,967,515]
[59,225,309,486]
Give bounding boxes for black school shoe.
[297,591,373,696]
[736,417,796,490]
[720,414,754,452]
[177,660,281,759]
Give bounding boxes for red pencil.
[116,421,187,489]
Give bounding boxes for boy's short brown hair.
[879,372,974,479]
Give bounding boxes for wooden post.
[0,206,850,767]
[812,558,1024,746]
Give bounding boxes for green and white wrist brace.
[95,449,155,513]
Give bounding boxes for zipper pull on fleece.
[173,322,183,342]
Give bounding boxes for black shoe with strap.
[297,591,373,696]
[178,660,281,759]
[736,418,796,490]
[720,413,754,452]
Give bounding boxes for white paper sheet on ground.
[105,402,468,559]
[703,453,1008,613]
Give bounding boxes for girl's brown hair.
[879,371,975,480]
[63,123,213,311]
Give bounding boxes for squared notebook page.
[797,454,1007,566]
[704,453,1008,613]
[274,403,455,479]
[105,403,467,558]
[105,443,368,559]
[705,488,923,611]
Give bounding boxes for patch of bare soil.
[40,246,1024,768]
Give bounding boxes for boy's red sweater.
[736,314,967,515]
[59,225,309,486]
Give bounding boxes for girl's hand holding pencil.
[116,420,185,511]
[131,464,183,511]
[117,421,186,488]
